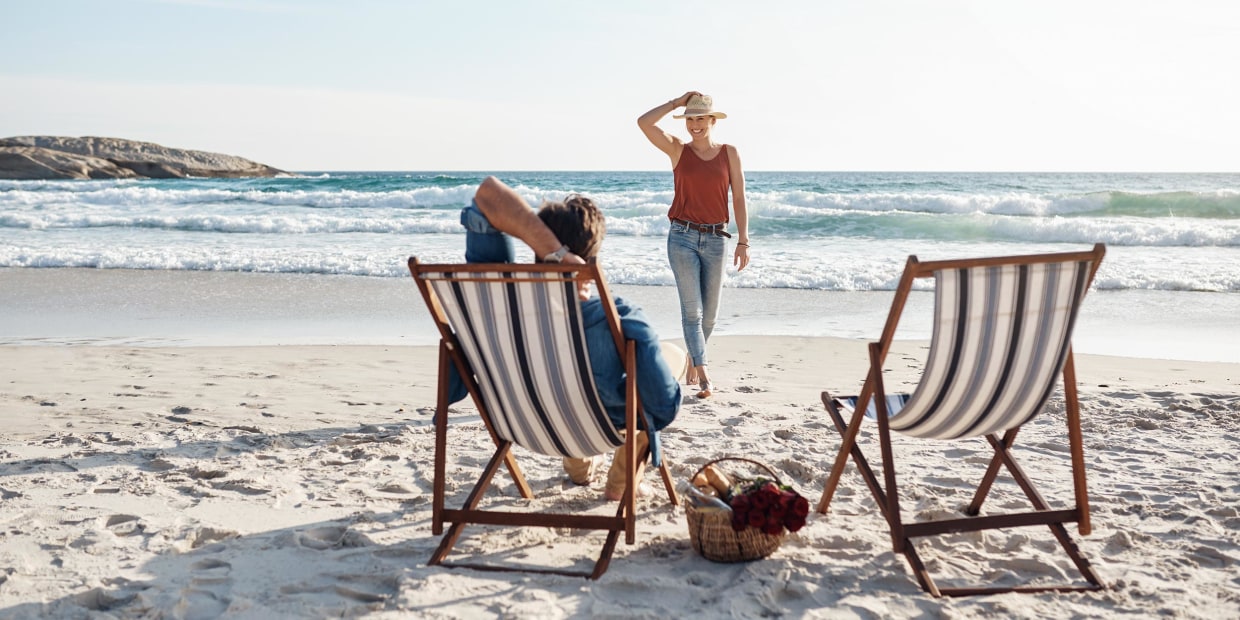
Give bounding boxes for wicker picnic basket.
[684,457,785,562]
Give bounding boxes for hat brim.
[673,111,727,119]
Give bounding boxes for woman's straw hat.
[674,94,728,119]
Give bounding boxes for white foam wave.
[745,189,1108,217]
[0,211,463,234]
[4,239,1236,292]
[0,184,479,210]
[985,216,1240,246]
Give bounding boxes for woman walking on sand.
[638,91,749,399]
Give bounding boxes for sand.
[1,335,1237,618]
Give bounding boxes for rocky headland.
[0,136,287,180]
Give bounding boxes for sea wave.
[0,212,464,234]
[4,207,1239,246]
[4,240,1237,292]
[5,178,1238,218]
[0,184,480,210]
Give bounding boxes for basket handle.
[691,457,783,486]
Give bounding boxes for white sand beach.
[1,329,1237,618]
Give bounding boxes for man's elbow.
[477,175,502,197]
[475,176,503,209]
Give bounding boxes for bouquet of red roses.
[727,478,810,535]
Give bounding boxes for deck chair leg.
[1062,351,1093,535]
[823,392,941,596]
[901,542,942,598]
[868,342,906,554]
[622,347,639,544]
[821,393,890,517]
[591,529,623,580]
[623,437,637,545]
[428,521,468,568]
[966,428,1019,516]
[428,441,513,567]
[657,461,679,506]
[1047,522,1104,588]
[433,343,451,536]
[818,386,874,513]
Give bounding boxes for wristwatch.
[542,245,570,263]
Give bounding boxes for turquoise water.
[2,171,1239,291]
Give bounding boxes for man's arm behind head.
[473,176,583,263]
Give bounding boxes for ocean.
[2,171,1239,361]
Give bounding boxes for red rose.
[747,510,765,528]
[762,520,784,536]
[731,511,748,532]
[784,514,807,532]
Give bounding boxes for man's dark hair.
[538,194,606,260]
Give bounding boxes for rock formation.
[0,136,287,180]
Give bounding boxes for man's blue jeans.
[461,202,514,263]
[666,221,728,368]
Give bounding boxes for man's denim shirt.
[446,202,681,463]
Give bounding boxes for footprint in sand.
[332,574,400,604]
[293,525,375,550]
[188,527,238,549]
[173,587,231,619]
[105,514,145,537]
[189,557,232,587]
[73,587,138,613]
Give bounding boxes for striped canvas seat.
[423,269,623,458]
[816,244,1107,597]
[841,259,1093,440]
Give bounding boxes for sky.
[2,0,1238,172]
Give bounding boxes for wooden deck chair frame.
[408,257,679,580]
[816,244,1107,597]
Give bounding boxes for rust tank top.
[669,144,731,225]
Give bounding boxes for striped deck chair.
[407,257,678,579]
[816,244,1107,597]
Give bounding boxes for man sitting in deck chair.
[445,176,683,501]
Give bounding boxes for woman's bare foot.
[696,379,714,399]
[695,366,713,398]
[684,358,698,385]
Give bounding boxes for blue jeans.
[667,221,727,368]
[461,203,515,263]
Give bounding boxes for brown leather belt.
[672,219,732,238]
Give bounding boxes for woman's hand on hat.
[674,91,701,107]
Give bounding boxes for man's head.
[538,194,606,260]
